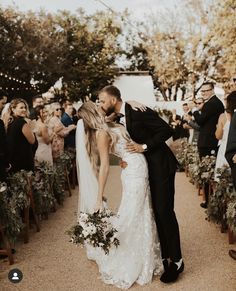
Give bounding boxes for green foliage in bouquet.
[67,210,120,255]
[207,166,234,226]
[226,201,236,235]
[32,162,56,216]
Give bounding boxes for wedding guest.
[181,103,190,139]
[0,93,10,181]
[29,94,44,120]
[169,109,182,141]
[214,92,236,180]
[225,91,236,262]
[193,81,224,208]
[48,102,76,160]
[4,99,36,173]
[34,105,53,166]
[61,102,77,150]
[183,98,203,144]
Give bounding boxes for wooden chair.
[0,223,14,265]
[70,158,77,190]
[228,229,236,244]
[23,176,40,244]
[64,166,72,197]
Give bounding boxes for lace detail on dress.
[86,126,163,289]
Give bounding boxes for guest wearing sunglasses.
[193,82,224,208]
[48,103,76,160]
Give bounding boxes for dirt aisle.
[0,167,235,291]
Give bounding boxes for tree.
[0,7,122,102]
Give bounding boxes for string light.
[0,71,38,89]
[0,71,40,93]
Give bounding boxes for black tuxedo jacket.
[193,95,224,149]
[124,103,177,179]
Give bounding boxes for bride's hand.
[94,199,103,213]
[127,101,147,112]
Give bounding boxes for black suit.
[225,112,236,188]
[193,95,224,204]
[193,95,224,156]
[125,103,182,261]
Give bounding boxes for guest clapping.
[34,105,53,165]
[48,103,76,160]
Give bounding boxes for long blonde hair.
[3,98,29,130]
[77,101,117,176]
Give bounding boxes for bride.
[76,101,162,289]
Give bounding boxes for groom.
[98,85,184,283]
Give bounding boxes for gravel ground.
[0,167,235,291]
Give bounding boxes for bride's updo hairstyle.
[78,101,116,176]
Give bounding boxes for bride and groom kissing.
[76,85,184,289]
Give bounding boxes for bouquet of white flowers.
[67,209,120,254]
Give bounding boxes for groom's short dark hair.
[100,85,122,101]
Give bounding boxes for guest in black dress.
[4,99,36,173]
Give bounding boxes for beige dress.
[34,121,53,165]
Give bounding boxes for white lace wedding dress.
[83,125,163,289]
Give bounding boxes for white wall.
[113,75,156,108]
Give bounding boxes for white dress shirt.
[119,102,126,127]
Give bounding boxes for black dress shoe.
[160,261,184,283]
[200,202,208,209]
[162,259,169,272]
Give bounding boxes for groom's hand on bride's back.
[128,101,147,112]
[119,160,128,169]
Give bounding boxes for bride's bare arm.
[95,130,110,211]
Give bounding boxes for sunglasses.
[200,89,213,93]
[55,108,62,111]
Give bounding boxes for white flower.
[79,213,88,223]
[82,229,89,237]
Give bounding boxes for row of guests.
[0,92,77,181]
[168,82,236,209]
[169,101,203,143]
